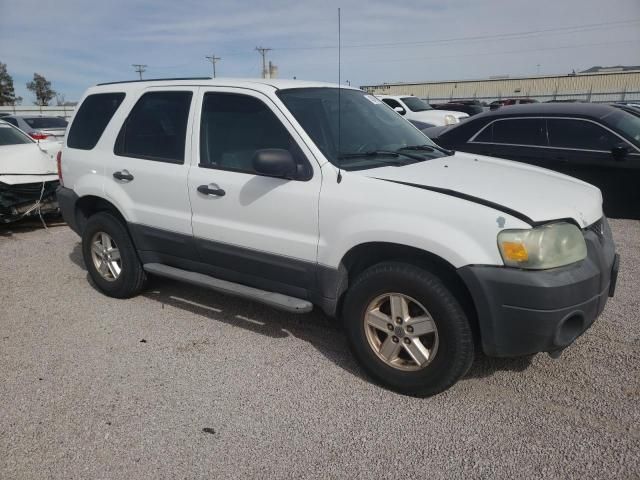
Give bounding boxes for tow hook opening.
[555,312,585,347]
[548,349,564,359]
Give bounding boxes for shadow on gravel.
[464,353,534,379]
[141,276,367,380]
[0,215,65,237]
[69,240,366,379]
[68,239,534,386]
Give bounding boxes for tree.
[26,73,55,106]
[0,62,21,106]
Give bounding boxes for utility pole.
[132,64,147,80]
[205,54,221,78]
[255,46,272,78]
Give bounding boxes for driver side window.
[199,92,309,177]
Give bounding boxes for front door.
[187,88,322,298]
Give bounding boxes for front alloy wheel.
[343,261,474,396]
[364,293,439,371]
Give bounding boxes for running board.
[143,263,313,314]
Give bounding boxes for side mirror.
[611,144,629,161]
[253,149,297,179]
[393,106,406,115]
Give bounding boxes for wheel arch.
[74,195,128,235]
[329,242,480,341]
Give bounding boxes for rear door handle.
[113,170,134,181]
[197,184,226,197]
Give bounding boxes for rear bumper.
[56,186,80,234]
[459,219,618,357]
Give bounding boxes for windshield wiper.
[338,150,399,159]
[398,144,454,156]
[340,149,427,162]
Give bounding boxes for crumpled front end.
[0,180,60,223]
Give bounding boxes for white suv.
[57,78,618,396]
[375,94,468,126]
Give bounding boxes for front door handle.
[113,169,134,181]
[197,184,226,197]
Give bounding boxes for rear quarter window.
[24,117,68,129]
[67,93,126,150]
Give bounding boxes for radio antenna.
[336,7,343,183]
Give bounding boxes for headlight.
[444,114,457,125]
[498,222,587,269]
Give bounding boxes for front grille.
[586,218,604,238]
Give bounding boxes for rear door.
[187,87,322,298]
[103,86,198,261]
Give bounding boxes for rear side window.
[68,93,125,150]
[24,117,68,129]
[547,119,621,151]
[115,91,192,163]
[3,117,18,127]
[490,118,547,146]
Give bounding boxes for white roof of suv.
[90,77,357,95]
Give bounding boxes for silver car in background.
[1,115,68,142]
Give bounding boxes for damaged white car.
[0,121,60,223]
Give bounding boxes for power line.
[132,64,147,80]
[255,46,272,78]
[270,18,640,51]
[205,54,221,78]
[355,39,638,66]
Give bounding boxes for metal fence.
[0,105,76,120]
[420,90,640,105]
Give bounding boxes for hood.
[0,144,57,181]
[355,151,602,227]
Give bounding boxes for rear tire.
[343,261,474,396]
[81,212,146,298]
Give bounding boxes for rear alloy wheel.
[89,231,122,282]
[81,212,146,298]
[343,261,474,396]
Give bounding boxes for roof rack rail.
[96,77,211,86]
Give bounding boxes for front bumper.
[459,218,618,357]
[0,180,60,223]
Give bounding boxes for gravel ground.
[0,219,638,479]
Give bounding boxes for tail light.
[30,131,49,141]
[56,151,64,186]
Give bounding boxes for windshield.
[24,117,68,129]
[0,123,33,146]
[277,88,443,170]
[401,96,432,112]
[606,110,640,146]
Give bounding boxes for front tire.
[81,212,146,298]
[343,262,474,396]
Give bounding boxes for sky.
[1,0,639,103]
